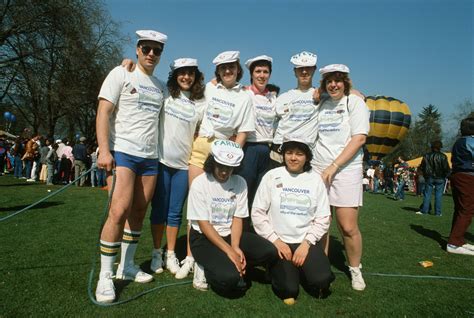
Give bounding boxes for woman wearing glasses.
[312,64,370,291]
[94,30,168,303]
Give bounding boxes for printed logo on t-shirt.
[319,108,344,132]
[211,197,236,224]
[137,84,163,113]
[288,100,315,122]
[206,97,234,125]
[164,98,196,123]
[279,187,311,215]
[255,104,275,128]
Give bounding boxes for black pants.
[190,228,278,296]
[270,242,334,299]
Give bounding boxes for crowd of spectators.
[0,134,106,188]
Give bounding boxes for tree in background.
[384,104,443,163]
[444,99,474,149]
[0,0,125,140]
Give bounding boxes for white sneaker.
[150,249,164,274]
[462,243,474,251]
[95,271,115,303]
[116,264,153,283]
[26,178,35,182]
[175,256,195,279]
[349,264,366,291]
[192,263,208,291]
[447,244,474,256]
[165,251,181,274]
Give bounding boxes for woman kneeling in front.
[252,137,335,305]
[187,139,278,296]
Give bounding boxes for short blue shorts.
[112,151,158,176]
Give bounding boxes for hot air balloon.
[365,96,411,160]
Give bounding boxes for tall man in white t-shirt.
[94,30,168,303]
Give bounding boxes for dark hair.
[320,72,352,96]
[281,141,313,172]
[167,66,205,100]
[214,61,243,84]
[430,140,443,151]
[248,60,272,83]
[460,115,474,136]
[266,83,280,95]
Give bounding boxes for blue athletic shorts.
[112,151,158,176]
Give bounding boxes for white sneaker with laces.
[193,263,208,291]
[165,251,181,274]
[150,249,164,274]
[95,271,115,303]
[447,244,474,256]
[349,264,366,291]
[175,256,195,279]
[116,264,153,283]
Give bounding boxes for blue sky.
[104,0,473,126]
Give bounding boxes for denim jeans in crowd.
[395,180,405,200]
[421,177,445,216]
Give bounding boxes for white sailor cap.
[212,51,240,66]
[290,51,317,68]
[244,55,273,69]
[136,30,168,44]
[211,139,244,167]
[282,135,312,147]
[170,58,198,71]
[319,64,350,75]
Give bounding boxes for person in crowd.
[12,137,24,178]
[383,163,395,194]
[46,142,59,186]
[415,166,425,197]
[0,137,6,175]
[271,51,319,168]
[187,139,278,294]
[187,51,255,185]
[237,55,277,222]
[394,156,409,200]
[266,83,280,97]
[39,138,51,182]
[24,135,39,181]
[366,165,375,192]
[94,29,168,303]
[73,136,88,186]
[373,164,383,193]
[90,145,98,187]
[149,58,206,280]
[447,115,474,255]
[312,64,370,291]
[252,137,334,305]
[417,140,450,216]
[59,139,74,184]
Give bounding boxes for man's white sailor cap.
[212,51,240,66]
[136,30,168,44]
[290,51,317,68]
[211,139,244,167]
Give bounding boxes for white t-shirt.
[245,87,277,143]
[366,168,375,178]
[98,66,168,159]
[158,92,206,169]
[312,94,370,171]
[198,82,255,139]
[187,173,248,237]
[252,167,330,244]
[273,88,319,145]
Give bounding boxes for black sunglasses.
[140,45,163,56]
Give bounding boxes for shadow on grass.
[328,235,349,277]
[402,207,419,213]
[410,224,447,250]
[0,201,64,212]
[0,182,37,187]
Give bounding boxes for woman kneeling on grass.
[187,139,278,295]
[252,137,335,305]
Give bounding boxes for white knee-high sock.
[120,229,141,267]
[100,240,121,274]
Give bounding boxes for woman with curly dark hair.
[149,58,207,279]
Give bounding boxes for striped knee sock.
[120,229,141,267]
[100,240,121,274]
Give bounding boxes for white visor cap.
[319,64,350,75]
[212,51,240,66]
[170,58,198,71]
[211,139,244,167]
[290,51,317,68]
[136,30,168,44]
[245,55,273,69]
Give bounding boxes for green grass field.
[1,175,473,317]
